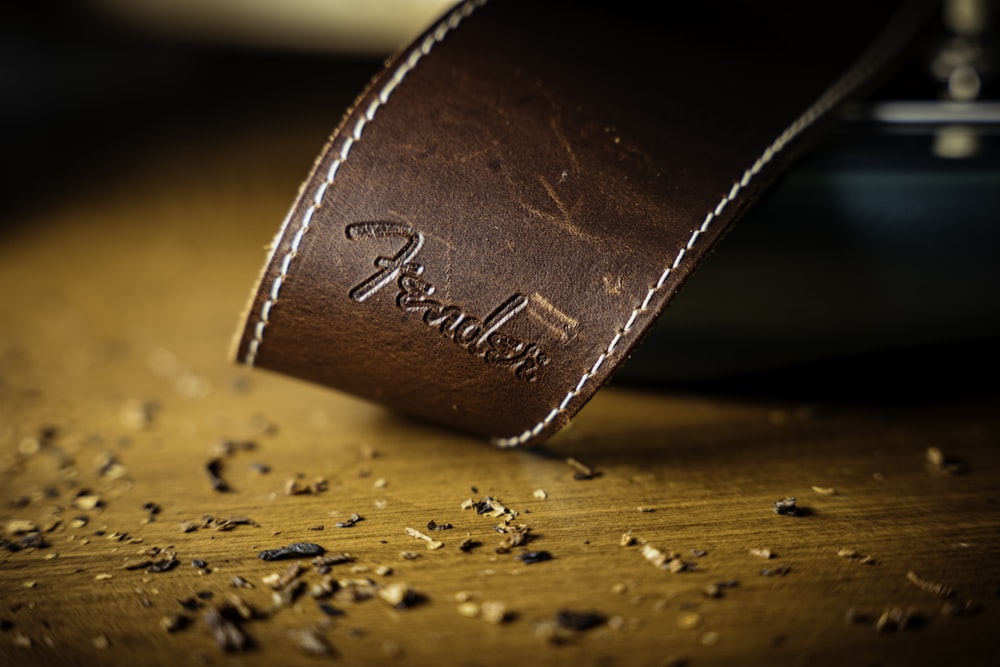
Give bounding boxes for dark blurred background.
[0,0,463,223]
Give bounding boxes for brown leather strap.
[233,0,934,446]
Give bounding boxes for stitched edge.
[242,0,489,367]
[490,24,906,448]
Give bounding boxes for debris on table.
[335,513,363,528]
[926,447,965,475]
[875,606,925,634]
[773,497,798,516]
[159,614,190,633]
[204,605,250,652]
[906,570,954,598]
[941,599,982,617]
[210,439,256,458]
[285,477,328,495]
[73,493,103,511]
[205,459,230,493]
[147,554,179,573]
[565,457,598,480]
[288,626,335,657]
[258,542,326,561]
[463,496,517,522]
[555,609,606,631]
[838,548,876,565]
[262,563,304,590]
[312,552,355,574]
[536,609,607,643]
[515,550,552,565]
[497,524,531,552]
[378,582,424,609]
[624,536,692,573]
[404,526,443,550]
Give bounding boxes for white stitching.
[243,0,489,367]
[491,35,897,448]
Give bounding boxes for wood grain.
[2,68,998,667]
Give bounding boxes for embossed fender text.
[346,222,547,381]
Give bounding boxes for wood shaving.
[515,550,552,564]
[639,541,685,571]
[480,600,508,624]
[941,599,982,617]
[271,580,305,608]
[838,548,876,564]
[457,601,480,618]
[677,611,702,630]
[147,555,179,573]
[335,514,362,528]
[159,614,189,633]
[926,447,964,475]
[465,496,517,521]
[333,578,378,603]
[262,563,303,590]
[378,582,421,608]
[426,520,452,531]
[496,524,531,552]
[875,606,923,633]
[123,558,152,571]
[811,485,837,496]
[926,446,945,467]
[312,553,354,574]
[404,527,443,550]
[204,606,248,652]
[309,576,338,599]
[554,609,606,631]
[258,542,325,561]
[565,457,597,480]
[773,497,798,516]
[205,459,230,492]
[5,519,38,534]
[73,494,102,511]
[906,570,954,598]
[284,479,310,496]
[288,627,334,657]
[226,593,259,621]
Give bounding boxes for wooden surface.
[2,53,1000,667]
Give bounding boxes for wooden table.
[2,50,998,667]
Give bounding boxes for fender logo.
[346,222,548,382]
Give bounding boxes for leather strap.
[233,0,935,446]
